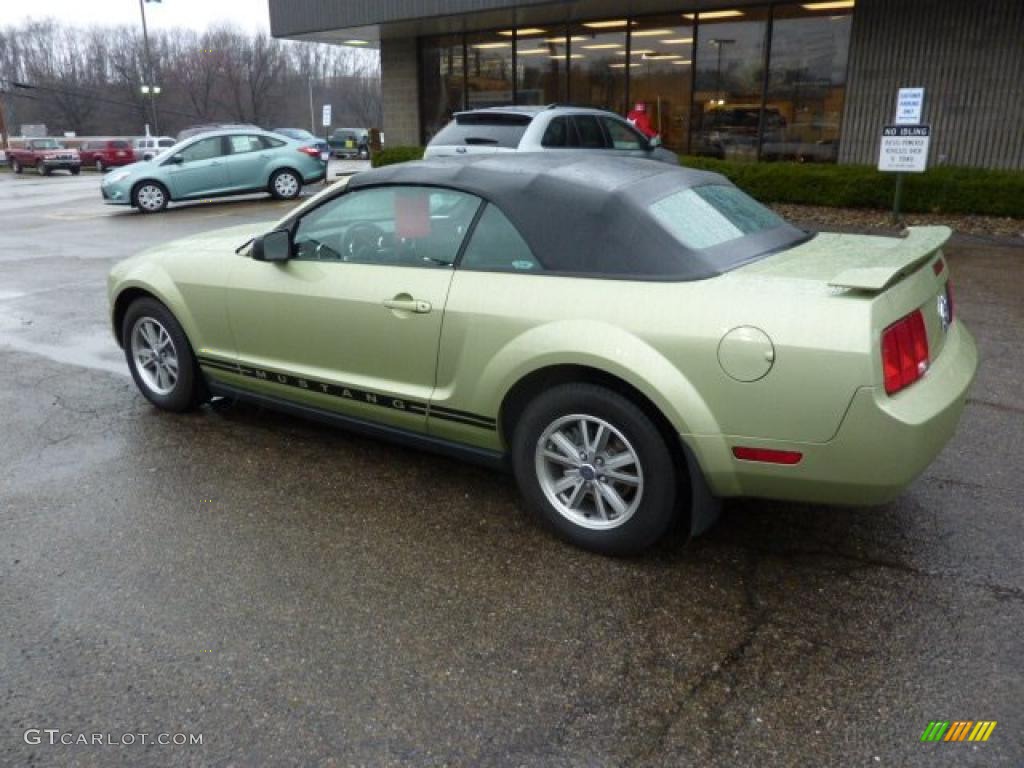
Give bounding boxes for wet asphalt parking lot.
[0,167,1021,768]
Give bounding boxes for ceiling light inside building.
[672,59,693,65]
[499,28,547,36]
[343,39,368,45]
[517,49,550,55]
[684,10,744,19]
[661,37,693,44]
[616,49,654,55]
[583,20,630,29]
[801,0,855,9]
[581,43,623,49]
[471,42,512,49]
[631,29,674,37]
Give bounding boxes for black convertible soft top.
[344,153,807,280]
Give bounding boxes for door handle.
[383,298,431,313]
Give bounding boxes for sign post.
[879,88,929,223]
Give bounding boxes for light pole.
[138,0,161,135]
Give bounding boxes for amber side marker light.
[732,447,804,465]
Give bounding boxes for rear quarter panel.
[434,269,872,452]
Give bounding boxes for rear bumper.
[690,320,978,506]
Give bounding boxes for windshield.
[649,184,788,251]
[430,114,529,148]
[32,139,62,149]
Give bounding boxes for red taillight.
[946,280,954,323]
[732,447,803,465]
[297,146,321,157]
[881,308,930,395]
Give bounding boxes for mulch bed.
[771,202,1024,244]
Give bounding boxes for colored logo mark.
[920,721,997,742]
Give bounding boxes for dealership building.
[269,0,1024,169]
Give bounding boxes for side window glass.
[601,117,647,150]
[229,135,263,154]
[572,115,607,149]
[178,137,223,164]
[293,186,481,268]
[260,136,285,149]
[460,204,541,273]
[541,117,572,148]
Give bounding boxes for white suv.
[424,105,679,164]
[133,136,176,161]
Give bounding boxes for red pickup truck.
[8,139,81,176]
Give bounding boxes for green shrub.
[371,146,425,168]
[680,156,1024,218]
[365,146,1022,217]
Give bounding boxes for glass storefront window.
[516,26,567,105]
[419,35,465,143]
[419,4,853,162]
[762,3,853,163]
[568,21,628,113]
[629,15,694,152]
[466,31,514,109]
[691,8,770,161]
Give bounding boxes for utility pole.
[0,79,9,150]
[138,0,160,135]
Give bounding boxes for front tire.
[95,159,105,172]
[133,181,168,213]
[122,298,205,412]
[269,168,302,200]
[11,158,21,174]
[512,383,677,556]
[70,166,80,176]
[36,162,49,176]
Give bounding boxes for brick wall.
[381,38,421,146]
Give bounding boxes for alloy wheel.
[534,414,644,530]
[130,317,179,395]
[136,184,165,211]
[274,172,299,198]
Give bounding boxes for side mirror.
[252,229,293,262]
[647,135,663,150]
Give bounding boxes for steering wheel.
[341,222,387,262]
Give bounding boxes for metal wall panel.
[840,0,1024,169]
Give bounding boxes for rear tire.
[11,158,21,174]
[70,166,80,176]
[95,159,105,172]
[512,383,677,556]
[269,168,302,200]
[122,298,205,412]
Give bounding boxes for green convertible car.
[108,155,977,554]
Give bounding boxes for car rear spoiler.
[828,226,952,292]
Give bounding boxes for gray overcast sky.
[11,0,270,33]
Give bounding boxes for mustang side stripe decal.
[196,356,494,430]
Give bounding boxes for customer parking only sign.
[878,124,931,173]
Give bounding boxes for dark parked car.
[79,139,136,172]
[272,128,330,159]
[328,128,369,159]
